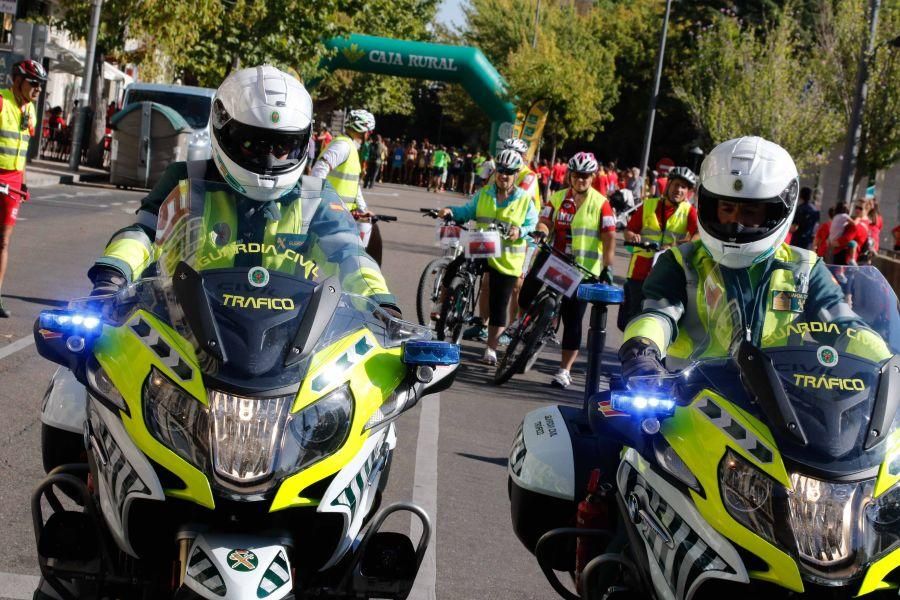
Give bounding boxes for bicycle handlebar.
[624,240,660,251]
[528,232,599,280]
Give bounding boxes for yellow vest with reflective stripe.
[549,187,607,276]
[0,89,35,171]
[626,197,692,278]
[324,135,361,211]
[475,187,530,277]
[516,165,541,211]
[664,242,816,366]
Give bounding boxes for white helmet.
[568,152,599,174]
[496,148,524,172]
[210,65,313,201]
[503,138,529,155]
[697,136,799,269]
[346,109,375,133]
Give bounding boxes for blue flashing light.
[39,310,103,335]
[610,390,676,418]
[402,341,460,366]
[577,283,625,305]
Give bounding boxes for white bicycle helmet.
[667,166,697,189]
[496,148,524,172]
[210,65,313,201]
[568,152,599,174]
[503,138,529,155]
[697,136,799,269]
[346,109,376,133]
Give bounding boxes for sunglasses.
[496,167,518,176]
[571,172,593,179]
[24,79,43,88]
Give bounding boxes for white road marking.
[111,202,122,206]
[0,335,34,361]
[364,191,400,197]
[0,571,40,599]
[409,393,439,600]
[31,198,108,209]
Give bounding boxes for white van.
[122,82,216,161]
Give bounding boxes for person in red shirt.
[591,163,609,195]
[537,159,551,200]
[892,224,900,252]
[550,157,567,191]
[534,152,615,387]
[618,167,699,330]
[0,60,44,317]
[605,162,618,194]
[814,209,833,258]
[832,201,871,265]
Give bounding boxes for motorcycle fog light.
[143,367,209,469]
[719,449,777,544]
[210,391,292,484]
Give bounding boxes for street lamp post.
[689,146,704,173]
[68,0,103,172]
[836,0,880,206]
[638,0,673,193]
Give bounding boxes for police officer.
[88,66,398,316]
[619,136,886,379]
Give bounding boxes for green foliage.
[672,4,842,169]
[814,0,900,175]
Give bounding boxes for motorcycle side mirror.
[33,309,102,378]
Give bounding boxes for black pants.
[560,295,589,351]
[617,278,646,332]
[442,258,518,327]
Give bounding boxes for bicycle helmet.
[568,152,599,174]
[503,138,529,155]
[496,149,524,173]
[210,65,312,201]
[12,59,47,82]
[697,136,799,269]
[346,109,376,133]
[667,166,697,189]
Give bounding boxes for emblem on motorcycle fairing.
[271,111,280,123]
[817,345,839,368]
[227,549,259,572]
[248,266,270,288]
[733,179,743,192]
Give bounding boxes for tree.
[814,0,900,185]
[672,5,842,169]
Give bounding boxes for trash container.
[109,101,191,189]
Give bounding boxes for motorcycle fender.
[617,448,748,600]
[508,405,575,501]
[182,533,292,600]
[318,423,397,570]
[89,399,165,558]
[40,367,87,434]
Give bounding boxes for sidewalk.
[24,157,109,188]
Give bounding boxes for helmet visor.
[215,119,311,176]
[698,182,796,244]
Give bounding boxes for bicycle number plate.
[537,254,583,297]
[437,224,462,248]
[462,230,502,258]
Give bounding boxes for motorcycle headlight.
[143,367,209,470]
[866,484,900,558]
[277,385,354,478]
[719,449,780,546]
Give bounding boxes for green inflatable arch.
[311,34,517,153]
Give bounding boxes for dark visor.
[215,119,311,175]
[697,186,792,244]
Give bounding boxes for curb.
[26,170,110,189]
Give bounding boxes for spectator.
[377,137,390,182]
[463,151,476,195]
[606,162,618,195]
[893,224,900,252]
[390,140,404,183]
[417,143,431,187]
[831,201,868,265]
[316,124,332,151]
[814,205,836,258]
[358,136,370,181]
[790,186,819,250]
[537,159,551,200]
[405,140,418,184]
[429,145,449,192]
[448,148,463,192]
[827,201,852,253]
[475,153,494,191]
[471,150,485,194]
[592,163,609,196]
[363,134,385,189]
[625,167,641,200]
[865,199,883,253]
[550,157,567,191]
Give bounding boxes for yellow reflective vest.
[323,135,362,211]
[0,89,35,171]
[474,187,531,277]
[626,197,692,278]
[548,187,608,276]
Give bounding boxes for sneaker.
[551,369,571,388]
[498,332,512,346]
[463,322,487,341]
[0,300,9,318]
[482,347,498,366]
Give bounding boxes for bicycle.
[416,208,464,326]
[493,235,598,385]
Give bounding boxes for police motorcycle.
[32,179,459,600]
[508,264,900,599]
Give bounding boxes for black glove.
[87,265,127,297]
[599,266,614,285]
[618,337,667,381]
[379,303,403,320]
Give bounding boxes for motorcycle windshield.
[691,264,900,476]
[80,179,425,394]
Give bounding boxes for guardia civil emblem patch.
[817,345,839,368]
[271,111,280,124]
[227,549,258,572]
[248,266,270,288]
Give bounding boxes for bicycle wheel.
[437,276,463,342]
[416,257,450,326]
[494,294,557,385]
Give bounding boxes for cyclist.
[436,149,538,365]
[619,165,699,331]
[88,65,399,317]
[310,108,374,215]
[533,152,615,388]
